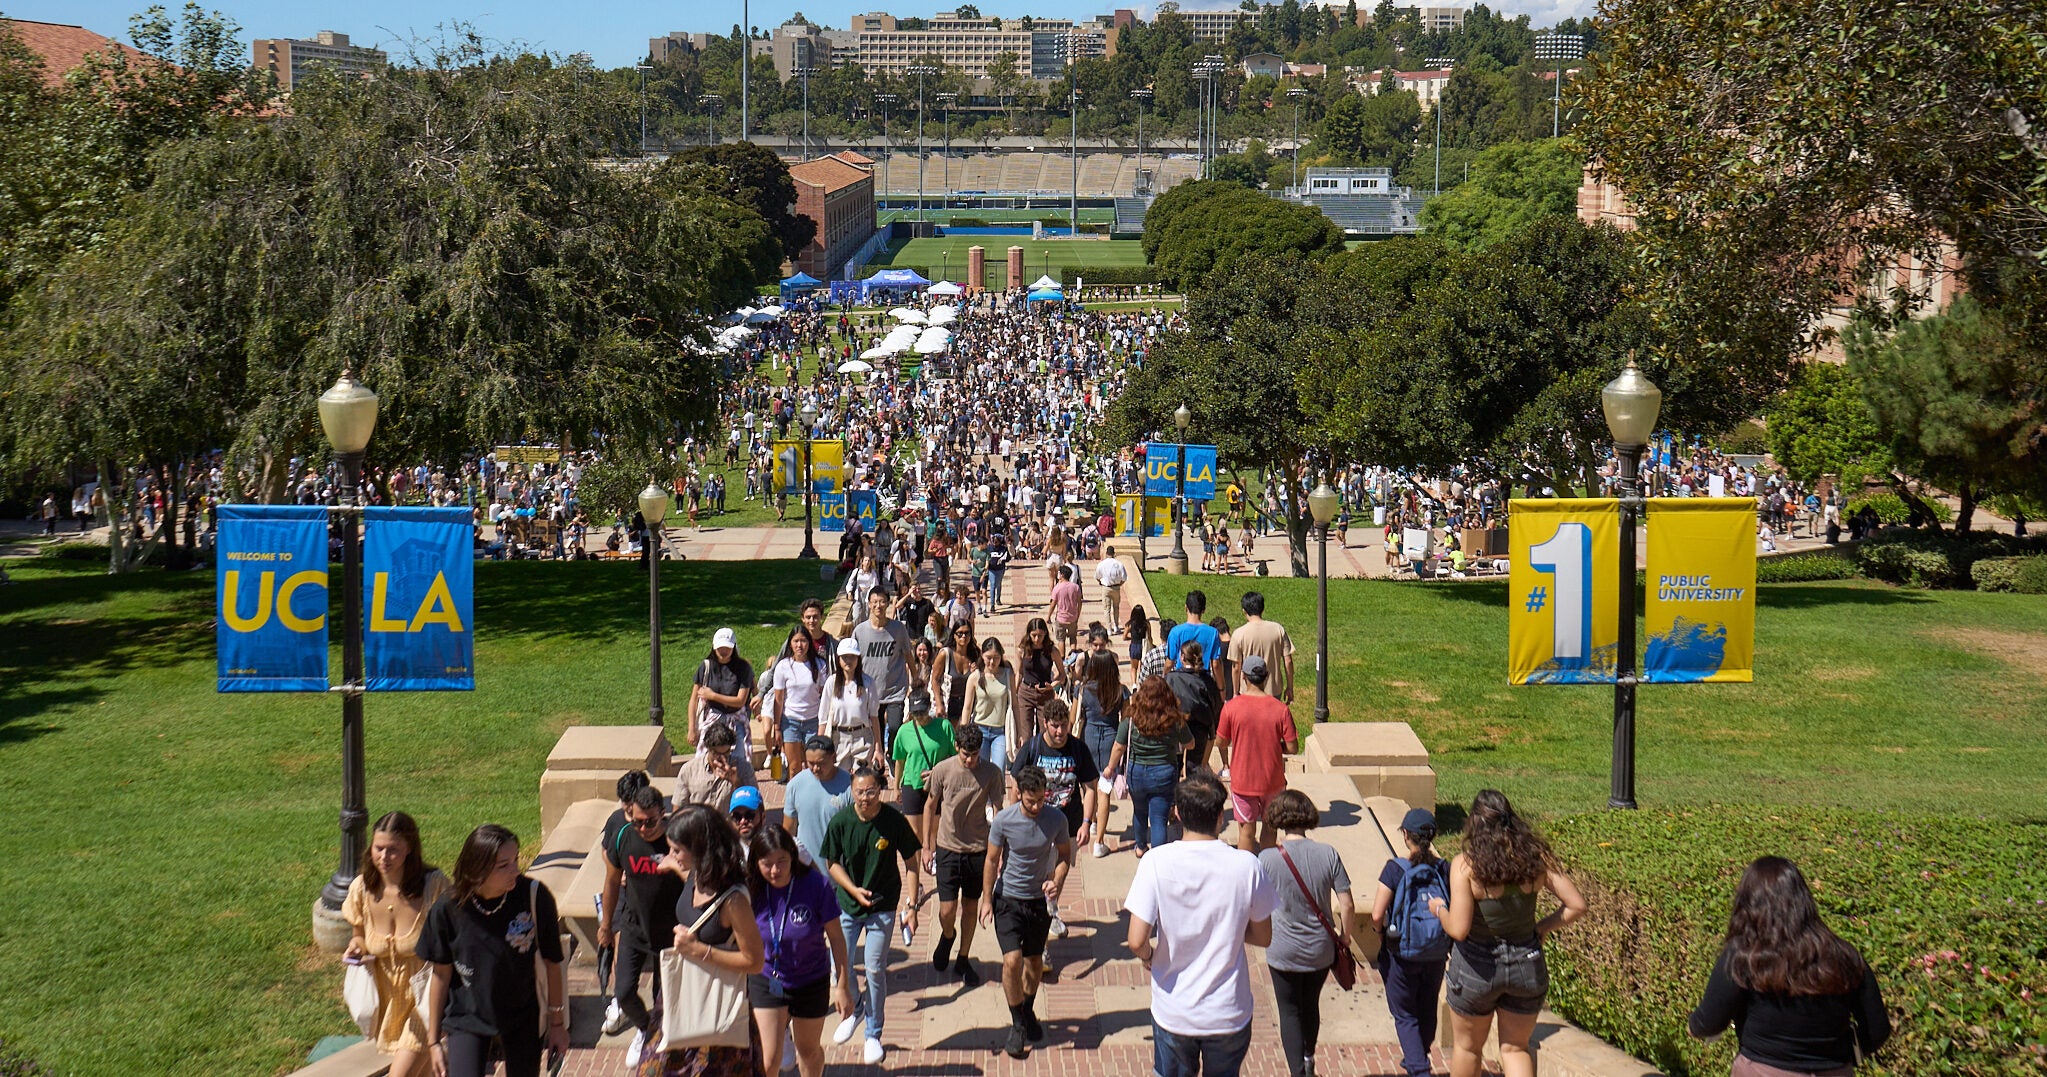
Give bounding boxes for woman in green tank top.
[1428,790,1587,1077]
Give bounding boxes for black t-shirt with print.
[605,821,685,948]
[416,876,566,1038]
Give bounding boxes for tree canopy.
[1141,181,1345,290]
[1418,139,1582,249]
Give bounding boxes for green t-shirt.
[892,716,956,790]
[819,803,923,916]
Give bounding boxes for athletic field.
[869,236,1148,289]
[876,207,1118,227]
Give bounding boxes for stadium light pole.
[1205,55,1224,171]
[740,0,750,140]
[1287,85,1308,189]
[909,63,938,222]
[796,66,816,159]
[936,91,957,215]
[1130,87,1152,193]
[698,93,721,146]
[1426,58,1455,195]
[1068,35,1081,236]
[877,92,898,218]
[635,64,651,153]
[1602,358,1661,810]
[1534,32,1585,139]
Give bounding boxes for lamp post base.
[1164,552,1189,575]
[310,897,353,953]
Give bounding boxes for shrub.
[1970,557,2031,592]
[1755,552,1858,583]
[41,542,104,562]
[1856,532,2047,588]
[1062,265,1157,288]
[1542,808,2047,1077]
[946,216,988,227]
[1847,492,1953,526]
[2015,557,2047,595]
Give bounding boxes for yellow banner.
[1643,498,1756,683]
[1114,493,1172,537]
[772,439,845,495]
[1508,499,1621,685]
[493,445,560,464]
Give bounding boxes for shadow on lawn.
[0,568,213,682]
[0,684,96,744]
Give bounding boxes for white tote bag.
[658,887,751,1051]
[343,962,381,1037]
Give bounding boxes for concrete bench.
[284,1040,389,1077]
[529,798,611,915]
[1302,723,1437,810]
[547,725,676,776]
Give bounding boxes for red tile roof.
[790,154,873,194]
[3,18,147,87]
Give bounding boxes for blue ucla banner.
[1142,443,1219,501]
[818,492,847,533]
[362,508,474,691]
[217,506,330,692]
[847,490,879,531]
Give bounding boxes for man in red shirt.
[1215,655,1298,852]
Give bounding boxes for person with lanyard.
[642,804,765,1077]
[1006,697,1098,941]
[747,826,851,1077]
[983,765,1074,1060]
[820,764,922,1065]
[417,824,568,1077]
[598,786,685,1065]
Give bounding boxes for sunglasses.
[730,809,758,822]
[630,816,663,830]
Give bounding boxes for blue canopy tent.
[779,271,823,299]
[860,267,932,302]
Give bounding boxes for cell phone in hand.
[547,1046,566,1075]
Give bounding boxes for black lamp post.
[639,480,671,725]
[1308,476,1339,723]
[314,369,378,917]
[798,401,820,559]
[1166,403,1191,574]
[1602,358,1661,810]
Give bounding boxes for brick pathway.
[554,546,1439,1077]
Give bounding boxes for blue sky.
[12,1,1597,69]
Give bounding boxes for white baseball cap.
[713,627,737,650]
[837,638,862,658]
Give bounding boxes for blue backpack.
[1388,856,1453,963]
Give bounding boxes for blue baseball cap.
[729,786,764,813]
[1400,808,1437,837]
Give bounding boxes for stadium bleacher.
[869,152,1203,199]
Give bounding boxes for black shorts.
[898,786,929,818]
[935,847,986,901]
[994,893,1052,957]
[747,973,833,1020]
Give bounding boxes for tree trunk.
[1281,460,1312,578]
[159,461,188,571]
[1888,472,1946,534]
[99,461,127,574]
[1955,483,1975,535]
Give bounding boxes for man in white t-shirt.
[1124,770,1276,1077]
[1093,546,1128,634]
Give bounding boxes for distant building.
[760,18,835,81]
[0,17,146,86]
[251,30,386,91]
[1349,67,1455,111]
[850,12,1107,80]
[1240,52,1287,78]
[1173,7,1257,42]
[1412,5,1470,33]
[1276,166,1426,236]
[789,152,878,280]
[648,31,717,64]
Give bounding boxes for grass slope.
[0,559,832,1076]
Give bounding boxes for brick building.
[251,30,386,91]
[788,152,878,281]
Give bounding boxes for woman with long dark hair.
[1078,650,1126,859]
[747,827,851,1077]
[344,811,448,1077]
[1103,677,1193,856]
[961,637,1018,769]
[1430,789,1586,1077]
[773,627,829,781]
[821,638,880,770]
[930,622,981,724]
[418,824,568,1077]
[691,628,755,758]
[1124,604,1153,683]
[1015,616,1063,738]
[639,803,765,1077]
[1688,857,1891,1076]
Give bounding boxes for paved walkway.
[552,547,1434,1076]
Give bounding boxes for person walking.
[821,765,922,1065]
[1095,545,1128,632]
[820,639,882,771]
[1016,617,1064,741]
[643,804,766,1077]
[1227,592,1295,705]
[1430,790,1588,1077]
[983,765,1074,1059]
[417,824,569,1077]
[1259,790,1357,1077]
[891,692,953,944]
[1124,770,1277,1077]
[1688,857,1892,1077]
[691,628,756,760]
[1166,640,1224,772]
[772,629,828,782]
[1006,697,1098,940]
[930,622,981,724]
[746,826,851,1077]
[1216,655,1298,852]
[1105,677,1194,856]
[1371,809,1454,1077]
[852,588,915,753]
[1047,564,1084,652]
[342,811,449,1077]
[598,787,684,1064]
[673,723,757,814]
[986,533,1011,609]
[962,637,1019,769]
[921,723,1005,986]
[1077,650,1127,859]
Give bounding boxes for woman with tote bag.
[640,804,765,1077]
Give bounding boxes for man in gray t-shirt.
[981,766,1072,1058]
[781,736,855,866]
[852,589,915,745]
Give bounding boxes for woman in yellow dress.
[343,811,448,1077]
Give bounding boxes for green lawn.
[1141,573,2047,820]
[0,557,834,1076]
[871,237,1148,289]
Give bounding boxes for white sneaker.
[863,1037,886,1065]
[1092,841,1110,859]
[1049,914,1068,939]
[833,1013,862,1046]
[624,1029,646,1068]
[781,1028,798,1071]
[602,998,629,1036]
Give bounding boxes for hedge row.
[1854,531,2047,588]
[1969,556,2047,594]
[1542,807,2047,1077]
[1847,492,1954,526]
[1754,552,1860,583]
[1062,266,1159,288]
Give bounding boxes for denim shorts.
[1445,938,1548,1017]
